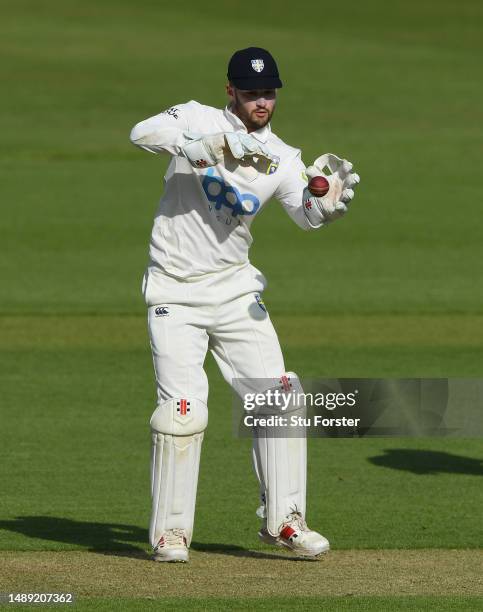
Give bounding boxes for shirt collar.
[223,105,271,144]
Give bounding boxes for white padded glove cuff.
[182,133,226,168]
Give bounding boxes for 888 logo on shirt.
[201,168,260,219]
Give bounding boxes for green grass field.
[1,0,482,609]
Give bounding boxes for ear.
[226,82,235,100]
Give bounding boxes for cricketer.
[130,47,360,562]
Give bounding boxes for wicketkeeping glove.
[182,132,275,168]
[302,153,360,228]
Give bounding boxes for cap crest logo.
[251,59,264,73]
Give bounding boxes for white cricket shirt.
[130,101,311,280]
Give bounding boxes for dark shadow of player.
[0,516,300,561]
[368,449,483,476]
[0,516,150,560]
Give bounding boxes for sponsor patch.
[202,168,260,218]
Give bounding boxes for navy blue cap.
[227,47,283,90]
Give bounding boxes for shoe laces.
[284,509,309,533]
[161,528,187,547]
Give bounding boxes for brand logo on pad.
[280,375,292,392]
[251,59,264,72]
[176,399,191,415]
[201,168,260,217]
[154,306,169,317]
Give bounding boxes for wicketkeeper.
[130,47,360,562]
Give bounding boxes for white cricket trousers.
[144,261,306,546]
[143,262,286,401]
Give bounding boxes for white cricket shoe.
[153,528,189,563]
[258,510,330,558]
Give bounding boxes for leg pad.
[149,397,208,548]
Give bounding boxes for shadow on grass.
[0,516,151,559]
[368,449,483,476]
[0,516,296,561]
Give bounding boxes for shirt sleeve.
[274,151,314,231]
[129,101,199,156]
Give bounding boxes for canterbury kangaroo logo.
[201,168,260,217]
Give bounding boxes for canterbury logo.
[155,306,169,317]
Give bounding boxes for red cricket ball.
[308,175,330,197]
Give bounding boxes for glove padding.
[182,132,275,168]
[302,153,360,228]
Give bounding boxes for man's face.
[227,85,277,132]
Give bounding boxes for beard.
[232,92,275,131]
